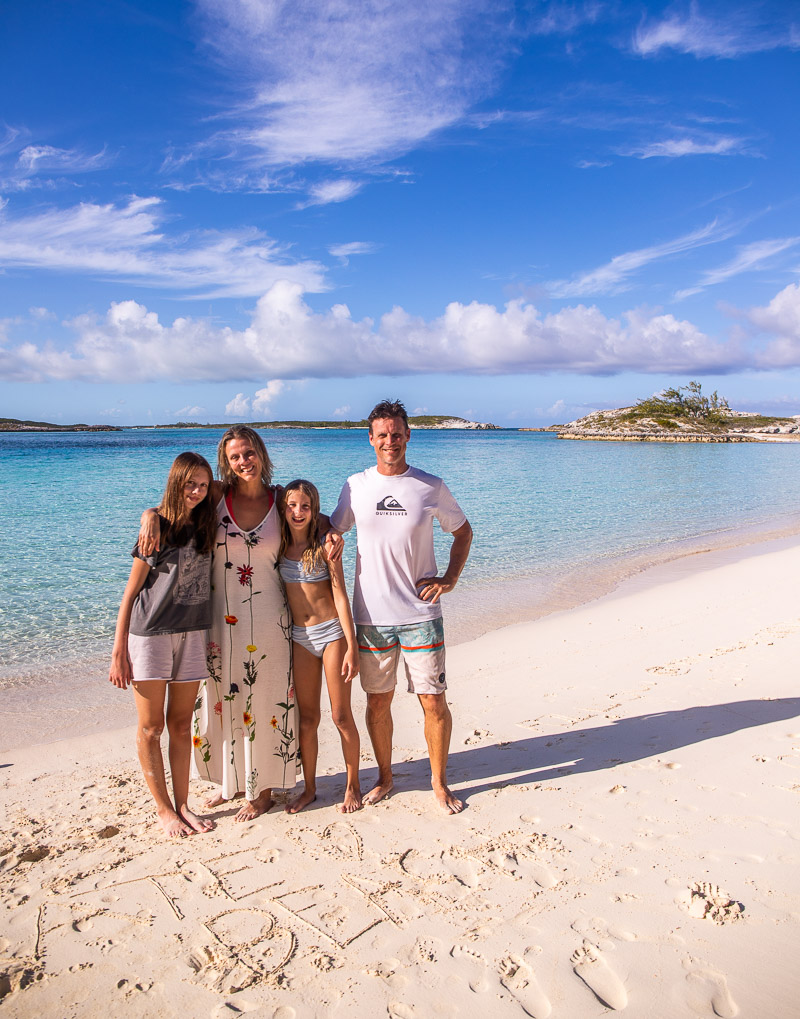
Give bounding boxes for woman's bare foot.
[203,790,244,809]
[433,783,465,814]
[285,787,317,814]
[179,805,216,833]
[158,808,193,838]
[363,779,393,805]
[338,785,363,813]
[235,789,274,822]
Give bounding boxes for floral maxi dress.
[193,493,297,799]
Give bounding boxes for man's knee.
[418,692,450,721]
[366,691,394,723]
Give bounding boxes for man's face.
[369,416,410,472]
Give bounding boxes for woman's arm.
[327,555,358,682]
[109,557,151,689]
[138,508,161,556]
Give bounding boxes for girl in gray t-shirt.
[109,452,217,838]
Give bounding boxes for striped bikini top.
[278,555,330,584]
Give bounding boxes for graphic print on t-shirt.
[175,544,211,605]
[376,495,407,516]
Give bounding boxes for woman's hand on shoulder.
[138,508,161,556]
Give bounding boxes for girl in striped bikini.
[277,480,362,813]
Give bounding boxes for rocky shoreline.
[553,405,800,443]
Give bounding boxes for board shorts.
[356,618,446,696]
[128,630,209,683]
[292,617,345,658]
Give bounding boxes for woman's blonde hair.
[277,480,325,574]
[217,425,274,490]
[158,451,216,553]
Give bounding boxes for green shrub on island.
[625,381,731,427]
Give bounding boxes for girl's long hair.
[217,425,274,491]
[277,480,325,574]
[158,452,216,554]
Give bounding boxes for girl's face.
[225,437,262,483]
[284,489,313,535]
[183,468,211,513]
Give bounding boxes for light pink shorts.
[128,630,209,683]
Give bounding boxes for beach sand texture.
[2,538,799,1018]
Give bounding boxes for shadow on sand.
[378,697,800,803]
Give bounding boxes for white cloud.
[675,238,800,298]
[745,284,800,367]
[0,279,767,382]
[29,306,57,321]
[525,2,603,36]
[252,381,285,415]
[174,405,206,418]
[0,197,326,298]
[623,135,749,159]
[304,180,363,207]
[16,144,108,173]
[549,220,731,298]
[329,241,378,264]
[333,405,352,418]
[225,393,251,416]
[194,0,508,167]
[632,3,799,59]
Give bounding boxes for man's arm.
[416,519,473,604]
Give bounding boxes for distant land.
[550,384,800,443]
[1,415,499,433]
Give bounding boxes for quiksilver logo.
[376,495,407,516]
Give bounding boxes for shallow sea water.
[2,427,800,748]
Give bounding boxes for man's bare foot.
[434,784,465,814]
[338,785,363,813]
[363,779,393,806]
[158,808,193,837]
[235,789,274,822]
[285,788,317,814]
[179,805,216,833]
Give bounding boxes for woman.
[141,426,333,821]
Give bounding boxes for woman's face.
[225,437,262,483]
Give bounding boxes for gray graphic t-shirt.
[129,523,212,636]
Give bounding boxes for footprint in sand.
[571,940,628,1010]
[450,945,490,993]
[499,954,551,1018]
[681,882,744,925]
[685,962,738,1018]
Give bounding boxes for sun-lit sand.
[2,536,799,1017]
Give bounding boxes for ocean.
[2,427,800,750]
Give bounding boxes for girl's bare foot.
[285,787,317,814]
[235,789,274,821]
[179,805,216,833]
[363,779,393,805]
[338,786,363,813]
[158,808,193,837]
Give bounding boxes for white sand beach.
[2,535,799,1018]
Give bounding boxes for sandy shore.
[2,536,799,1017]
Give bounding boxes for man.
[331,399,473,814]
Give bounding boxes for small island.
[553,383,800,443]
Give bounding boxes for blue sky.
[1,0,799,426]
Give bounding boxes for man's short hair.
[368,399,408,432]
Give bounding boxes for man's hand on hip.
[416,575,456,603]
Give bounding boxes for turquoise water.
[4,426,800,667]
[2,427,800,748]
